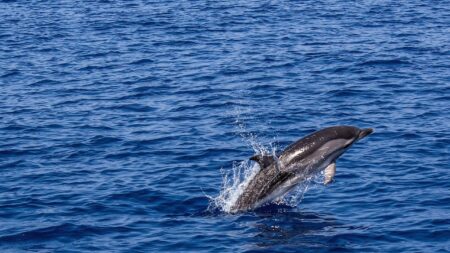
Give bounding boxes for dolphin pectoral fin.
[324,162,336,185]
[250,154,275,169]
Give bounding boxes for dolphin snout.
[358,128,373,140]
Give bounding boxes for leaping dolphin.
[230,125,373,213]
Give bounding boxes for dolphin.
[230,125,373,213]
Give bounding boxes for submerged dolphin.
[231,125,373,213]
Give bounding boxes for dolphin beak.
[358,128,373,140]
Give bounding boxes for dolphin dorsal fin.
[250,154,275,169]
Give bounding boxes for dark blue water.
[1,1,450,252]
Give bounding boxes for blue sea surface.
[1,1,450,252]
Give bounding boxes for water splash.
[210,158,326,213]
[281,172,325,207]
[209,105,324,213]
[209,129,328,212]
[210,161,260,213]
[209,105,271,212]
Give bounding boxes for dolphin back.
[279,126,360,165]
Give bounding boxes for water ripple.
[1,0,450,252]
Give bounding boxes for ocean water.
[1,0,450,252]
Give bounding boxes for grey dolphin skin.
[231,125,373,213]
